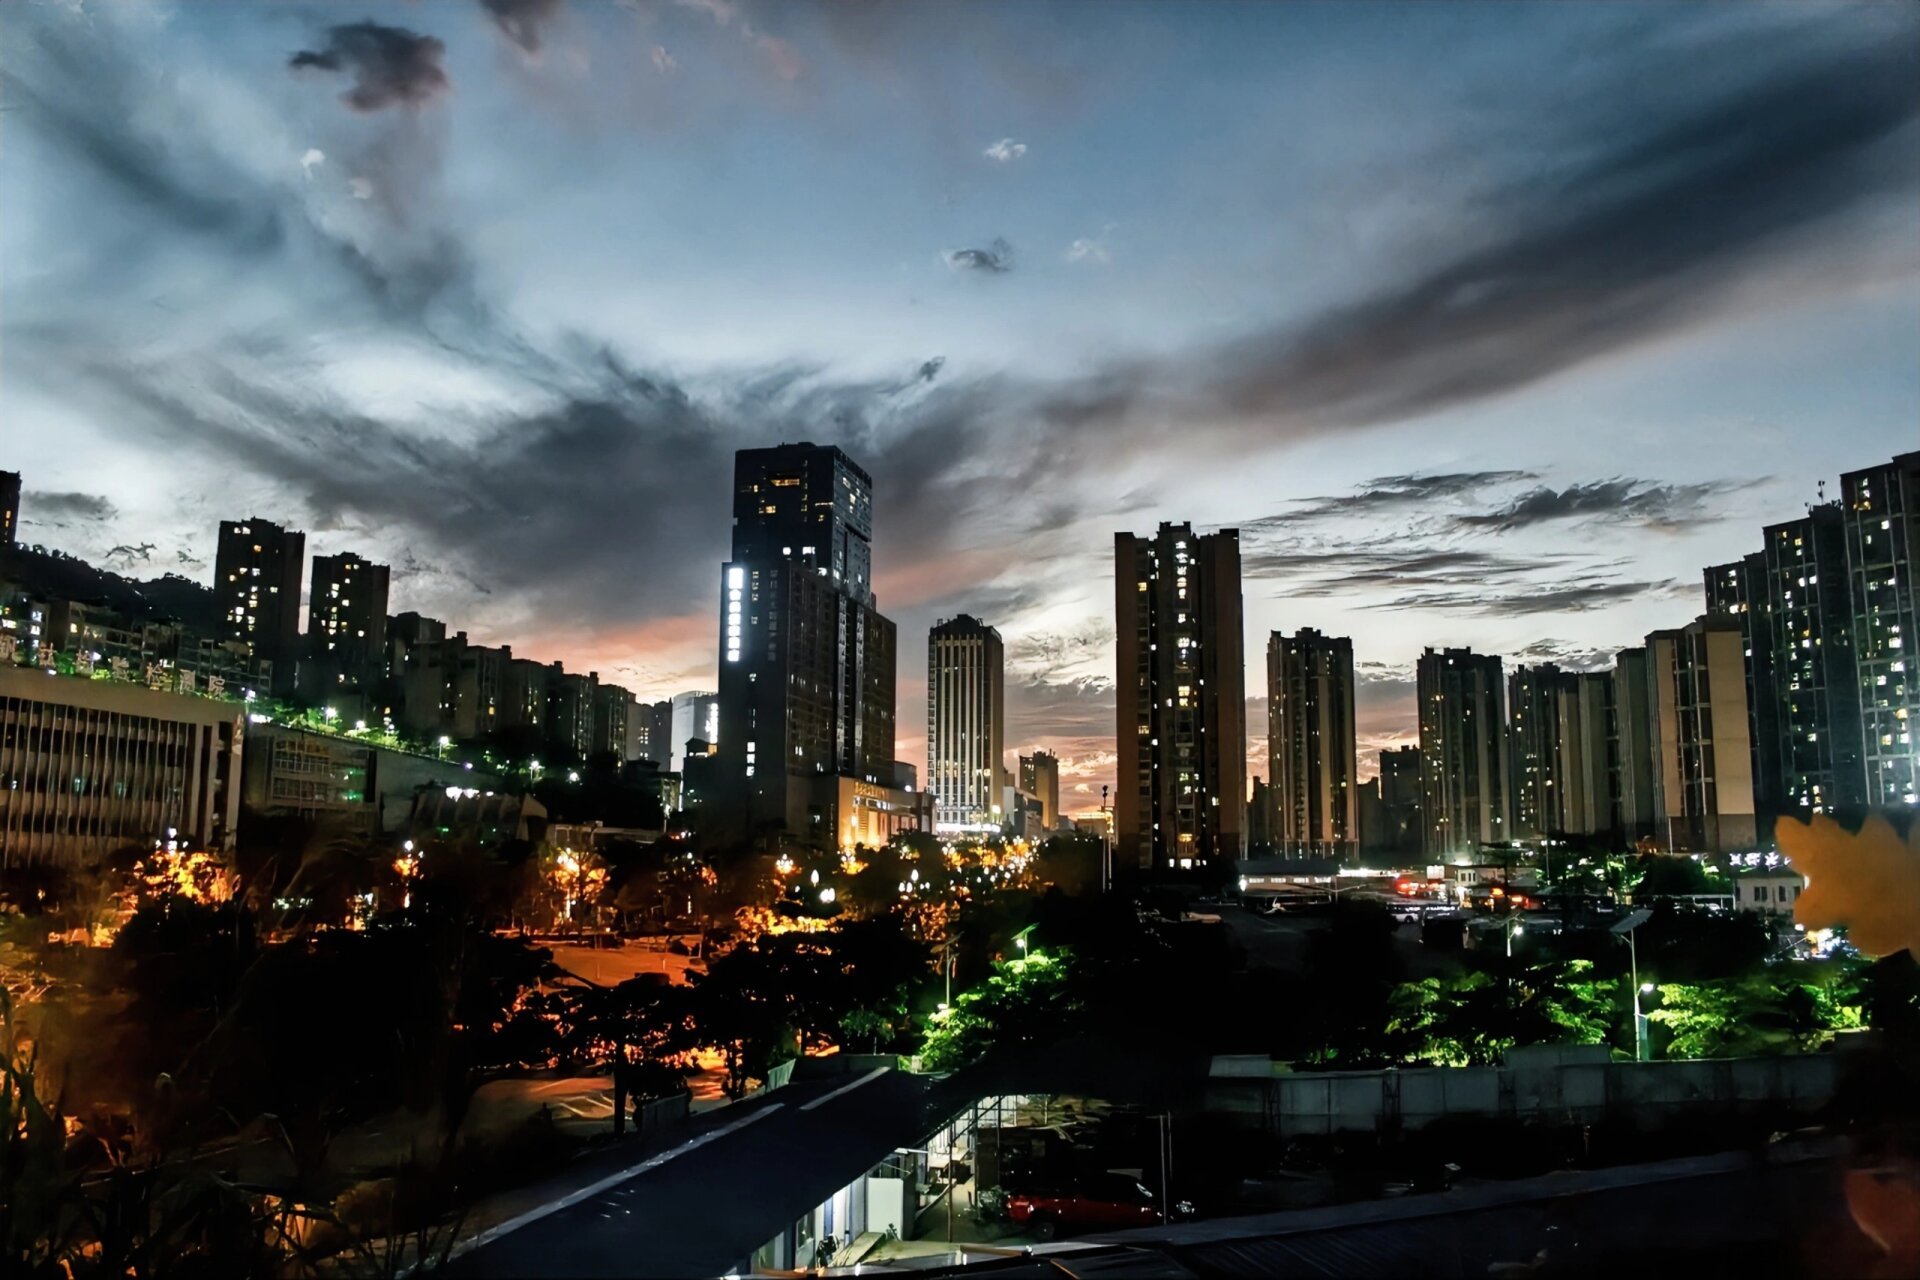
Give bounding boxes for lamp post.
[1610,908,1653,1062]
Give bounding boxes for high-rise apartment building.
[1375,746,1423,856]
[213,517,306,694]
[715,443,898,841]
[1570,671,1619,838]
[1019,750,1061,833]
[1756,507,1864,822]
[1266,628,1357,858]
[1613,648,1658,844]
[1645,616,1758,852]
[1508,663,1615,839]
[1704,551,1781,828]
[1840,452,1920,810]
[546,665,598,762]
[1114,522,1246,873]
[306,551,390,701]
[1416,647,1508,856]
[630,699,673,768]
[927,615,1005,830]
[592,684,634,761]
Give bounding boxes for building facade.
[1266,628,1357,858]
[670,691,719,774]
[1840,452,1920,810]
[213,517,306,695]
[1375,745,1423,856]
[714,443,897,844]
[1019,750,1061,833]
[1613,647,1658,844]
[306,551,390,704]
[1113,522,1246,873]
[927,615,1005,831]
[0,471,18,550]
[1416,647,1508,856]
[0,666,243,865]
[1646,616,1758,853]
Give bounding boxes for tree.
[1650,964,1864,1059]
[917,950,1082,1073]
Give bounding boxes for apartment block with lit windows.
[213,517,306,695]
[1266,628,1357,858]
[1114,522,1246,873]
[1841,452,1920,810]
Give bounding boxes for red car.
[1005,1173,1165,1240]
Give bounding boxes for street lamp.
[1610,908,1653,1062]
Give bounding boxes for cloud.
[1248,470,1538,528]
[300,148,325,178]
[1376,579,1682,618]
[982,138,1028,163]
[1028,34,1920,440]
[1454,479,1739,532]
[290,22,452,112]
[946,238,1013,274]
[1065,238,1109,265]
[652,45,679,74]
[26,491,119,523]
[103,542,156,565]
[479,0,566,55]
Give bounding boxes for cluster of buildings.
[1242,452,1919,864]
[2,447,1912,873]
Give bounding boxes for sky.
[3,0,1917,811]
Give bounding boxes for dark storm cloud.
[1377,579,1680,618]
[1036,34,1920,438]
[1455,479,1734,532]
[946,238,1013,274]
[1248,470,1537,528]
[1241,543,1572,596]
[291,23,451,112]
[480,0,567,54]
[26,492,120,523]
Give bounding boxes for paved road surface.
[450,1068,934,1278]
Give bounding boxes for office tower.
[0,665,243,864]
[1377,746,1423,856]
[213,517,306,694]
[546,665,598,761]
[1840,452,1920,809]
[1113,522,1246,873]
[630,699,673,768]
[1020,750,1061,833]
[1755,506,1865,824]
[0,471,18,549]
[593,684,634,760]
[1613,648,1658,844]
[927,615,1005,830]
[1416,647,1508,856]
[1266,628,1358,858]
[671,691,719,774]
[715,443,899,841]
[306,552,390,699]
[1645,616,1758,852]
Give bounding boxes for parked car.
[1005,1173,1166,1240]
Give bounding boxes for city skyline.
[5,2,1918,808]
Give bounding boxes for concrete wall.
[1209,1044,1842,1137]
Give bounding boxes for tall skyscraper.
[630,699,673,768]
[1703,551,1782,831]
[715,443,897,841]
[1507,663,1613,838]
[1113,522,1246,873]
[1416,647,1508,856]
[1266,628,1357,858]
[306,551,390,700]
[1840,452,1920,810]
[546,665,598,761]
[1019,750,1061,833]
[1645,616,1758,852]
[0,471,19,550]
[1570,671,1619,838]
[927,615,1005,830]
[1756,506,1864,822]
[213,517,306,695]
[593,684,634,760]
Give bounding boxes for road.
[448,1068,936,1278]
